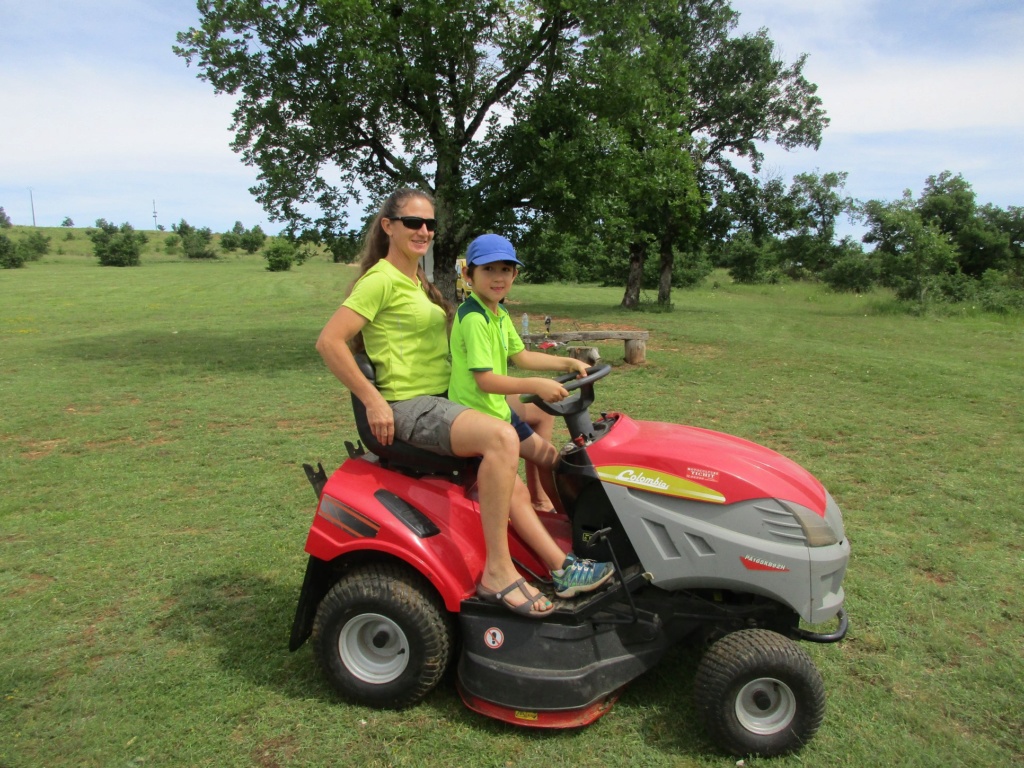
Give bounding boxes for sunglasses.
[388,216,437,232]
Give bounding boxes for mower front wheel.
[694,629,826,757]
[312,562,454,709]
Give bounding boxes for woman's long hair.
[346,187,452,352]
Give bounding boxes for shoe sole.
[553,568,614,599]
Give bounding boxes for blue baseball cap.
[465,234,523,267]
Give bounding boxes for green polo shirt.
[342,259,450,401]
[448,292,525,422]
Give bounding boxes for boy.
[449,233,614,598]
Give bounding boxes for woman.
[316,187,612,617]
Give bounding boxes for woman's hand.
[365,395,396,445]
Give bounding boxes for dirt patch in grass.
[6,572,57,597]
[20,438,68,459]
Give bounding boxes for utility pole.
[152,200,158,230]
[28,188,36,227]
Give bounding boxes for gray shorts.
[390,396,469,456]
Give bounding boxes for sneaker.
[552,554,614,598]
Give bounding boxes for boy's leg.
[507,478,566,572]
[518,431,564,516]
[508,396,560,513]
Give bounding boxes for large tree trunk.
[621,241,646,309]
[657,233,674,306]
[430,161,467,304]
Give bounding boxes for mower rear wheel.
[694,629,826,757]
[312,562,454,709]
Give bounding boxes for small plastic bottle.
[521,313,529,337]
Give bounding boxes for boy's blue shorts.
[510,411,535,441]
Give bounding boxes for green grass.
[2,245,1022,767]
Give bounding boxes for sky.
[2,0,1022,238]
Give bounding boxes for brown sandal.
[476,577,552,618]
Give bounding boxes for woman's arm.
[316,305,396,445]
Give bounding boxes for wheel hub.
[339,613,410,684]
[735,677,797,735]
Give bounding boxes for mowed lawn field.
[2,242,1022,767]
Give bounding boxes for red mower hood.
[585,414,827,514]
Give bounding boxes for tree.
[177,0,823,305]
[172,219,216,259]
[861,194,959,302]
[0,207,11,228]
[19,231,51,261]
[979,204,1024,278]
[176,0,594,299]
[61,217,74,227]
[239,225,267,254]
[0,234,25,268]
[220,221,246,251]
[88,219,147,267]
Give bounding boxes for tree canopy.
[176,0,827,304]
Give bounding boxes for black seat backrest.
[351,354,472,477]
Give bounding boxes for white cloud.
[817,54,1024,135]
[2,61,241,180]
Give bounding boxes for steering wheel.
[519,363,611,418]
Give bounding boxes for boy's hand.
[565,358,589,378]
[532,377,571,403]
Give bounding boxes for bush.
[88,219,147,267]
[725,235,784,284]
[239,225,267,254]
[973,270,1024,314]
[823,251,879,294]
[0,234,25,268]
[264,239,296,271]
[173,220,217,259]
[164,234,180,254]
[220,221,246,252]
[673,249,714,288]
[20,230,51,261]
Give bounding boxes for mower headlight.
[782,501,839,547]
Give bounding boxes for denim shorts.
[510,411,535,441]
[390,395,469,456]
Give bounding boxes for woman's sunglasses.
[388,216,437,232]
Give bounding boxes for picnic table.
[521,330,649,364]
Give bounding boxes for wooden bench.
[521,330,649,364]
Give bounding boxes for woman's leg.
[449,409,552,612]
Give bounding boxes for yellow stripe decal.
[595,465,726,503]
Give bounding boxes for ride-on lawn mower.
[290,359,850,757]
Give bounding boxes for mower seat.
[351,354,472,477]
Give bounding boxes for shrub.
[974,270,1024,314]
[20,230,51,261]
[0,234,25,268]
[173,220,217,259]
[164,234,181,254]
[239,225,267,254]
[264,239,295,271]
[823,251,879,294]
[220,221,245,252]
[88,219,147,267]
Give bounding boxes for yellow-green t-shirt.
[448,292,525,421]
[342,259,450,401]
